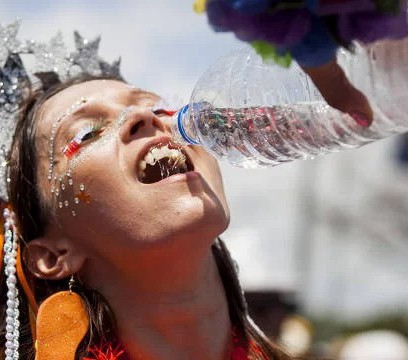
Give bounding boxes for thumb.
[302,59,373,127]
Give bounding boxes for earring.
[35,275,89,360]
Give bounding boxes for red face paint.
[154,109,177,117]
[63,140,80,158]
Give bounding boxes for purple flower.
[220,0,271,15]
[206,1,311,46]
[339,10,408,43]
[286,17,338,67]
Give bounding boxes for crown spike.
[0,20,25,68]
[72,31,102,76]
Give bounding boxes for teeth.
[150,148,161,162]
[144,152,154,165]
[139,160,146,170]
[138,144,188,180]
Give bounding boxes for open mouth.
[137,142,194,184]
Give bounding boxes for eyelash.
[63,122,105,158]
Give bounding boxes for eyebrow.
[62,101,101,122]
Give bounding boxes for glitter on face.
[49,103,143,216]
[66,105,134,172]
[47,97,87,182]
[50,169,92,216]
[117,106,133,128]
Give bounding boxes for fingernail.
[349,111,371,128]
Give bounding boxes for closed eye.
[63,122,105,158]
[77,124,105,142]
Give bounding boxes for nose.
[119,106,167,143]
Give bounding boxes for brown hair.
[1,75,292,359]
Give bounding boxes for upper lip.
[135,136,194,178]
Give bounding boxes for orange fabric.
[35,291,89,360]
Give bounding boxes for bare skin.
[303,60,373,126]
[25,80,232,359]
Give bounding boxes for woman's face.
[34,79,230,269]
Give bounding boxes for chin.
[151,195,229,246]
[177,195,230,241]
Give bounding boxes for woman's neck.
[91,251,232,360]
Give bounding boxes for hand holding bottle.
[302,59,373,126]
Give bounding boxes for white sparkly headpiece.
[0,20,122,202]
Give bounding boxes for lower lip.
[143,171,201,185]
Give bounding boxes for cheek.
[49,139,121,219]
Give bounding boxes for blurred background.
[2,1,408,358]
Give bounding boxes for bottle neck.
[171,104,201,145]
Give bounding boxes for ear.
[24,235,86,281]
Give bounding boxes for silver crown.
[0,20,122,202]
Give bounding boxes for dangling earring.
[35,275,89,360]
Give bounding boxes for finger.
[302,59,373,127]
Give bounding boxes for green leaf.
[251,41,292,67]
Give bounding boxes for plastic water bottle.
[170,38,408,168]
